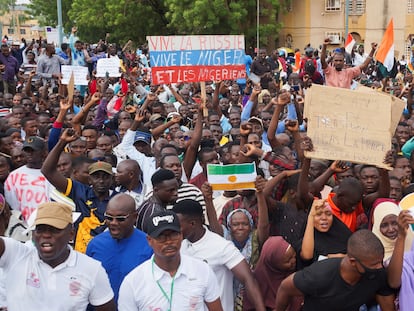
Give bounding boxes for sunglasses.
[104,213,131,222]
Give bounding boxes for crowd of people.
[0,27,414,310]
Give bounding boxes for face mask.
[355,258,385,280]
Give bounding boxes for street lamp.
[257,0,260,52]
[57,0,63,46]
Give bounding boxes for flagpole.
[345,0,349,39]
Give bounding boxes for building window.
[7,28,14,35]
[405,40,411,63]
[286,0,293,12]
[409,0,414,13]
[325,0,341,11]
[325,31,342,45]
[349,0,365,15]
[20,29,26,35]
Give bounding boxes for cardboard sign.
[96,58,121,77]
[304,84,405,169]
[147,35,246,84]
[61,65,89,85]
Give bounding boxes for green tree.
[28,0,72,32]
[0,0,16,14]
[164,0,288,50]
[68,0,170,44]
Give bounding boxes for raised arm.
[183,104,203,180]
[151,114,181,139]
[255,176,270,248]
[268,92,291,149]
[48,98,72,151]
[274,274,303,311]
[71,92,101,135]
[359,42,377,71]
[300,199,323,261]
[311,161,350,195]
[387,210,414,288]
[212,81,223,118]
[231,260,266,311]
[201,182,223,236]
[41,128,78,193]
[297,156,314,211]
[320,38,329,69]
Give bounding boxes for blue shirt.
[64,178,118,253]
[86,229,153,302]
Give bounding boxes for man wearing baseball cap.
[42,129,118,253]
[118,210,224,311]
[5,136,49,224]
[0,202,115,310]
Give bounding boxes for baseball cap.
[35,202,73,229]
[248,116,264,128]
[149,113,165,122]
[134,131,151,145]
[23,136,46,151]
[146,210,181,238]
[88,161,113,175]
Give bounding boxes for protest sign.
[96,58,121,77]
[147,35,246,84]
[304,84,405,169]
[61,65,89,85]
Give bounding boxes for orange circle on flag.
[228,175,237,183]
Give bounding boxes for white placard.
[61,65,89,85]
[96,58,121,77]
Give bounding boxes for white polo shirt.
[180,228,245,311]
[118,254,220,311]
[0,237,114,311]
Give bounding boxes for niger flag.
[376,19,395,76]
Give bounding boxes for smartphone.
[292,85,300,92]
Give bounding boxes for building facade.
[278,0,414,59]
[0,5,42,43]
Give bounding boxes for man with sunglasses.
[118,210,223,311]
[86,194,153,304]
[0,202,115,310]
[275,230,396,311]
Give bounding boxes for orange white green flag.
[207,163,257,191]
[376,19,395,75]
[344,33,355,55]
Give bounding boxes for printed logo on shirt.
[26,272,40,288]
[69,280,81,296]
[189,296,200,311]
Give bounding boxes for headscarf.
[245,236,293,310]
[224,209,254,263]
[371,201,413,261]
[258,89,270,105]
[224,209,255,311]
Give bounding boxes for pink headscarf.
[244,236,301,310]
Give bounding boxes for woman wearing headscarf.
[243,236,302,311]
[371,201,414,264]
[299,199,352,266]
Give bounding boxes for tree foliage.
[27,0,288,48]
[28,0,72,32]
[0,0,15,14]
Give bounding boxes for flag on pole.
[344,33,356,55]
[376,19,395,76]
[207,163,257,191]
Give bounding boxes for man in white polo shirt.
[0,202,115,311]
[172,199,266,311]
[118,210,223,311]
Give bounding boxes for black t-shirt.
[294,258,393,311]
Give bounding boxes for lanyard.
[152,258,176,311]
